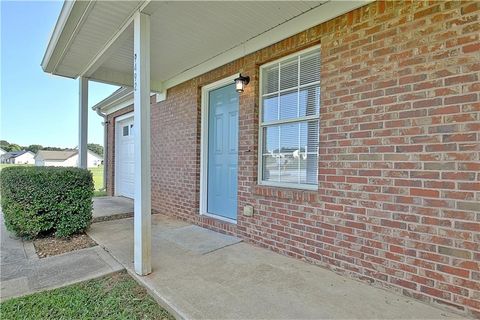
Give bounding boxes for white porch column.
[133,11,152,276]
[78,77,88,169]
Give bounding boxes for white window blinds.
[259,47,320,188]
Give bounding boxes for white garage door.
[115,115,134,198]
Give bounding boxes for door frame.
[114,112,134,198]
[199,73,239,224]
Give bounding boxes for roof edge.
[41,0,75,73]
[92,87,133,112]
[35,149,102,161]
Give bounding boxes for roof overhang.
[92,87,133,113]
[92,87,162,114]
[42,0,372,93]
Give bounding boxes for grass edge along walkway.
[0,271,174,320]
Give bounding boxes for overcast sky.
[1,1,119,148]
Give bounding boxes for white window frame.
[258,45,320,191]
[122,125,130,136]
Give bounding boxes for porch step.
[92,212,133,223]
[92,196,134,223]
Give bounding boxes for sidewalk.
[0,215,123,301]
[88,214,464,320]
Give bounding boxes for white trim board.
[41,0,75,72]
[94,92,165,115]
[199,74,239,225]
[92,87,132,111]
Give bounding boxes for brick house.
[43,1,479,317]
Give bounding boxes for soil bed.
[33,233,97,258]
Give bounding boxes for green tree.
[8,144,22,152]
[87,143,104,157]
[44,146,66,151]
[0,140,11,151]
[26,144,43,153]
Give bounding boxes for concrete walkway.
[0,215,123,301]
[88,215,464,320]
[92,196,133,222]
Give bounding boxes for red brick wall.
[310,3,479,316]
[109,1,480,316]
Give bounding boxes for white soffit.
[44,1,372,91]
[95,1,325,78]
[42,1,143,77]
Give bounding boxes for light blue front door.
[207,83,239,220]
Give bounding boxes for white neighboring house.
[0,150,35,164]
[35,150,102,168]
[0,148,6,157]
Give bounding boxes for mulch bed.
[33,233,97,258]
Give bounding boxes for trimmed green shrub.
[0,166,94,238]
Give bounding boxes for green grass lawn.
[0,271,173,320]
[90,165,104,191]
[89,165,107,197]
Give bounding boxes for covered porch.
[41,0,370,275]
[87,215,456,319]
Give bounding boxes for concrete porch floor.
[92,196,134,222]
[87,215,462,320]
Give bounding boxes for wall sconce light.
[234,74,250,93]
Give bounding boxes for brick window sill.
[252,184,319,203]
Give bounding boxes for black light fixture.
[234,74,250,93]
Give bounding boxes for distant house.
[0,148,6,157]
[0,150,35,164]
[35,150,102,168]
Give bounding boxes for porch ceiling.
[42,1,370,92]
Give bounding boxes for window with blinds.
[259,47,320,189]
